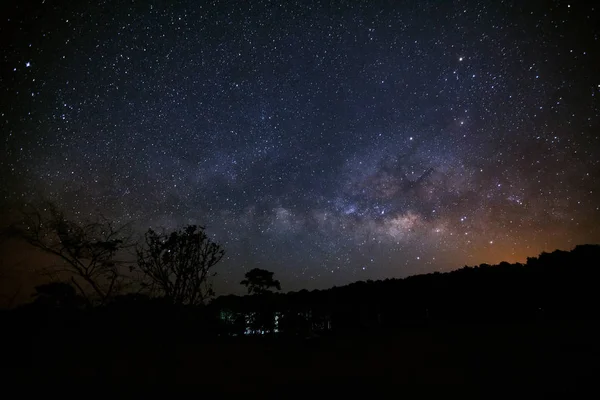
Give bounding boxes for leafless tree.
[135,225,224,305]
[7,202,134,306]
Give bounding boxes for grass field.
[5,319,598,393]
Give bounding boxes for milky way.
[1,0,599,293]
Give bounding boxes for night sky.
[1,0,599,294]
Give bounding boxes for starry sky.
[1,0,599,295]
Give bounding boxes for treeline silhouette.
[4,244,599,339]
[3,230,600,389]
[213,244,600,335]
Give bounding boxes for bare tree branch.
[6,202,134,306]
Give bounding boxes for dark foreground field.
[4,319,598,393]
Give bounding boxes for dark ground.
[4,319,598,394]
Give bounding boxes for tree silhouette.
[240,268,281,295]
[135,225,224,305]
[8,202,133,306]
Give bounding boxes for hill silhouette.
[2,245,599,392]
[212,244,600,335]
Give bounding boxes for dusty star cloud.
[1,0,599,293]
